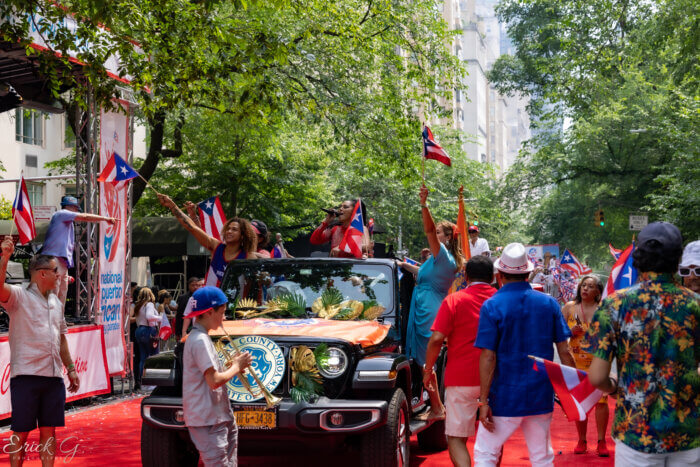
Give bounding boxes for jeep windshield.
[220,259,393,322]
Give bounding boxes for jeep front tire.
[360,388,410,467]
[141,422,199,467]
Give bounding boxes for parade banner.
[524,244,560,268]
[0,325,111,419]
[99,106,130,375]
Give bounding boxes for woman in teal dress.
[398,185,463,419]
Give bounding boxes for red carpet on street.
[0,396,615,466]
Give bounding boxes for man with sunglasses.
[584,222,699,466]
[679,240,700,294]
[1,236,81,466]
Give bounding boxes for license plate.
[233,405,277,430]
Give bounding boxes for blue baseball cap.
[60,195,82,211]
[185,286,228,318]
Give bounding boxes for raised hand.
[1,236,14,259]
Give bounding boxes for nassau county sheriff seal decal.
[218,335,285,403]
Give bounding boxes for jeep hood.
[210,318,391,347]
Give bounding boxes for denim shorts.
[10,375,66,432]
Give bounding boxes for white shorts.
[615,440,700,467]
[445,386,480,438]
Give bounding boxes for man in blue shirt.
[41,196,116,307]
[473,243,575,467]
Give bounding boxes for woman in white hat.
[398,185,464,420]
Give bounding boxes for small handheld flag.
[12,176,36,245]
[560,248,592,278]
[97,152,139,183]
[397,257,418,281]
[422,126,451,167]
[197,196,227,241]
[530,356,604,422]
[603,243,637,299]
[608,244,622,261]
[339,199,365,258]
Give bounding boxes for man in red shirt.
[423,255,496,467]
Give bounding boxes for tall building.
[443,0,531,174]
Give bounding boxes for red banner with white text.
[0,325,111,419]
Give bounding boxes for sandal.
[416,410,445,422]
[574,440,587,454]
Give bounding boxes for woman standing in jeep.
[157,194,257,288]
[398,185,464,421]
[310,199,371,258]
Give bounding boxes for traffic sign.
[629,214,648,231]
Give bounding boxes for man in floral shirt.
[584,222,699,465]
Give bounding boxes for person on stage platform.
[158,194,257,288]
[561,274,610,456]
[473,242,575,467]
[0,237,81,466]
[310,199,371,258]
[182,287,252,467]
[398,185,463,418]
[584,222,700,466]
[40,195,117,309]
[423,255,496,466]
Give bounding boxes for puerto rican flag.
[198,196,227,241]
[159,313,172,340]
[97,152,139,184]
[560,248,592,278]
[603,243,637,299]
[422,126,451,167]
[609,243,622,261]
[272,244,286,258]
[531,356,604,422]
[12,176,36,245]
[339,199,365,258]
[397,257,418,281]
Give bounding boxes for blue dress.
[406,244,457,365]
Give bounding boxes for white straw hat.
[494,243,534,274]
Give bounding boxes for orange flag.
[457,186,471,260]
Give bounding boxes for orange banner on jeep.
[212,318,391,347]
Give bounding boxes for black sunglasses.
[36,267,59,274]
[678,267,700,277]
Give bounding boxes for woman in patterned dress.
[562,275,610,457]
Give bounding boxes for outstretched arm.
[75,213,117,225]
[420,186,441,257]
[158,194,219,252]
[0,236,14,302]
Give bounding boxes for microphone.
[321,208,340,217]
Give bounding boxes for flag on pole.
[12,176,36,245]
[339,199,365,258]
[97,152,139,183]
[422,126,451,166]
[456,186,471,260]
[608,243,622,261]
[159,313,172,340]
[560,248,592,278]
[603,243,637,299]
[531,356,604,422]
[197,196,227,241]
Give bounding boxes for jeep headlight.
[318,347,348,378]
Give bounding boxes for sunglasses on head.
[678,267,700,277]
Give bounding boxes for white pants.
[615,440,700,467]
[474,412,554,467]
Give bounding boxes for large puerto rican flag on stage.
[422,126,451,166]
[198,196,226,241]
[560,248,592,278]
[531,356,604,422]
[603,243,637,299]
[339,199,365,258]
